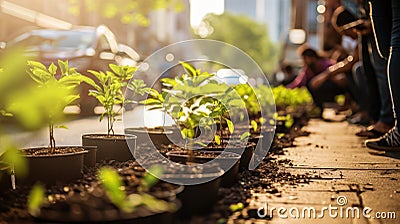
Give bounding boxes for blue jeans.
[369,33,394,125]
[370,0,400,128]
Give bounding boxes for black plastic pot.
[0,171,13,191]
[82,146,97,169]
[164,173,222,216]
[206,143,255,170]
[124,127,176,149]
[82,134,136,162]
[17,146,88,185]
[166,150,240,187]
[32,199,181,224]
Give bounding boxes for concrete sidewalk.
[245,119,400,224]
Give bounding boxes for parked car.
[1,25,141,115]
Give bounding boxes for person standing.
[354,0,394,138]
[366,0,400,151]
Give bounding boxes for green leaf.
[141,165,163,192]
[27,184,46,216]
[55,125,68,129]
[179,61,197,77]
[58,60,68,76]
[48,63,57,76]
[0,110,13,117]
[229,202,244,212]
[142,98,162,105]
[27,60,47,70]
[269,119,275,125]
[225,118,234,134]
[214,135,221,145]
[251,120,258,132]
[98,167,126,208]
[194,141,207,147]
[29,68,52,84]
[161,77,177,87]
[109,64,123,76]
[181,128,194,139]
[240,132,251,140]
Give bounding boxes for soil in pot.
[166,150,240,187]
[32,185,180,224]
[27,160,182,223]
[82,134,136,162]
[17,146,88,185]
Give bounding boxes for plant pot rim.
[162,168,224,180]
[21,146,90,158]
[82,133,137,140]
[166,150,241,160]
[124,127,174,135]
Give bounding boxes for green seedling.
[98,166,175,213]
[27,184,46,216]
[7,60,88,152]
[86,64,149,135]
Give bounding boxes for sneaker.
[365,127,400,151]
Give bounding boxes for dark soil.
[0,115,311,224]
[82,134,132,140]
[0,160,181,223]
[167,149,240,159]
[179,116,311,223]
[21,147,86,156]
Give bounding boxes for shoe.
[348,116,371,126]
[356,128,385,139]
[365,127,400,151]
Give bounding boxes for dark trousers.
[369,0,400,128]
[307,80,344,110]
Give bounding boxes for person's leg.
[349,62,372,125]
[307,80,345,111]
[370,33,395,128]
[366,0,400,150]
[388,0,400,129]
[361,34,381,122]
[369,0,392,59]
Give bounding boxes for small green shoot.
[27,184,46,216]
[98,167,126,209]
[251,120,258,132]
[240,132,251,141]
[99,167,175,213]
[140,165,163,192]
[214,135,221,145]
[229,202,244,212]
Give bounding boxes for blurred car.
[214,69,248,85]
[1,25,141,115]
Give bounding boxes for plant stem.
[187,138,194,163]
[162,110,166,129]
[49,123,55,153]
[220,115,224,145]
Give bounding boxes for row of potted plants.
[0,58,313,221]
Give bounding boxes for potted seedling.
[28,166,180,223]
[82,64,149,162]
[204,96,257,172]
[7,60,93,185]
[140,62,241,213]
[144,62,245,188]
